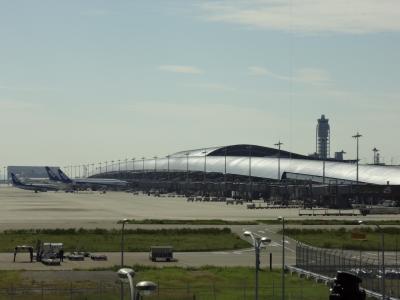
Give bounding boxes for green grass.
[285,227,400,250]
[119,219,258,225]
[0,267,330,300]
[258,219,400,225]
[0,228,249,252]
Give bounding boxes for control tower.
[316,114,330,159]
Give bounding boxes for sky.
[1,0,400,169]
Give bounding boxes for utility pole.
[274,141,283,180]
[352,132,362,184]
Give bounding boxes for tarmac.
[1,186,400,271]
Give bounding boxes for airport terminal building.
[93,144,400,186]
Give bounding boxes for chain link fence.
[0,280,328,300]
[296,242,400,298]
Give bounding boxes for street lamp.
[120,218,129,300]
[166,155,170,181]
[185,152,190,182]
[359,220,385,299]
[247,145,253,200]
[277,216,286,300]
[153,156,158,172]
[202,150,207,183]
[117,268,157,300]
[352,132,362,184]
[244,231,271,300]
[274,141,283,180]
[118,268,135,300]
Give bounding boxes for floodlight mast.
[352,132,362,184]
[274,141,283,180]
[244,230,270,300]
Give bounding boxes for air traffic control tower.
[316,114,330,159]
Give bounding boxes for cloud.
[198,0,400,34]
[159,65,203,74]
[249,66,332,85]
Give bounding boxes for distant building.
[334,151,346,161]
[316,114,330,159]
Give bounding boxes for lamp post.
[185,152,189,182]
[202,150,207,183]
[117,268,157,300]
[153,156,158,172]
[277,216,286,300]
[166,155,170,181]
[274,141,283,180]
[247,145,252,200]
[352,132,362,184]
[244,231,271,300]
[359,220,385,299]
[120,218,129,300]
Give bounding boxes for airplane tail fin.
[10,173,22,185]
[45,167,60,181]
[57,169,73,183]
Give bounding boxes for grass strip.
[118,219,258,225]
[0,228,249,252]
[0,267,330,300]
[285,227,400,250]
[258,219,400,225]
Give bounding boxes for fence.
[296,242,400,298]
[0,280,329,300]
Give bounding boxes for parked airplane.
[11,173,59,193]
[45,167,127,191]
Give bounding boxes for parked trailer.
[149,246,173,262]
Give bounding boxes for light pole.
[185,152,189,182]
[352,132,362,184]
[247,145,252,200]
[244,231,271,300]
[359,220,385,299]
[274,141,283,180]
[166,155,170,181]
[202,150,207,184]
[278,216,286,300]
[120,218,129,300]
[117,268,157,300]
[153,156,158,172]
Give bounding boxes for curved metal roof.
[97,144,400,185]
